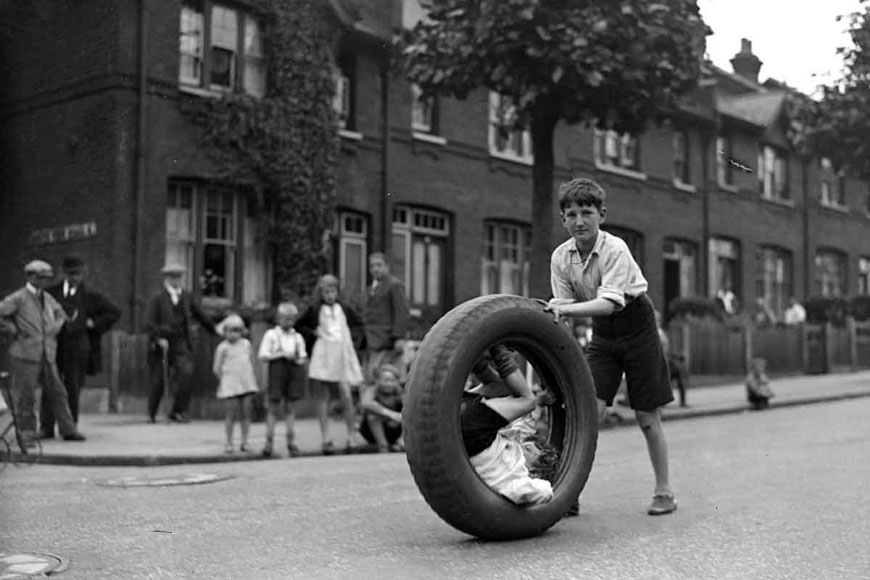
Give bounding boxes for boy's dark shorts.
[460,395,509,456]
[360,412,403,445]
[267,359,307,406]
[588,294,674,412]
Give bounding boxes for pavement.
[4,369,870,467]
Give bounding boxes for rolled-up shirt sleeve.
[550,249,575,301]
[596,247,633,309]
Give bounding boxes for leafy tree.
[399,0,709,297]
[182,0,338,303]
[789,1,870,179]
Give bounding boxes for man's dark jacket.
[144,288,215,352]
[363,275,410,352]
[47,282,121,375]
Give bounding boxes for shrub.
[848,295,870,321]
[804,295,849,326]
[666,296,723,322]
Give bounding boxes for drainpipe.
[701,132,711,298]
[133,0,149,331]
[379,47,392,253]
[802,159,810,299]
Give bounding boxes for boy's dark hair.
[558,178,606,211]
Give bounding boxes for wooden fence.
[668,317,870,377]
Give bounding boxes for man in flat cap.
[0,260,86,446]
[40,255,120,437]
[144,262,217,423]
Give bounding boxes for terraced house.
[2,0,870,340]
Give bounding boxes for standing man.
[547,178,676,516]
[144,263,217,423]
[40,254,120,437]
[363,253,410,383]
[0,260,86,446]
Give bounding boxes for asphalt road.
[2,398,869,580]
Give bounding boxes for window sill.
[339,129,363,141]
[820,202,849,214]
[673,180,696,194]
[717,182,739,193]
[594,161,647,181]
[179,84,222,99]
[412,132,447,146]
[489,150,533,166]
[760,195,795,209]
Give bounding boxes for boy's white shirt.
[258,326,306,360]
[469,432,553,506]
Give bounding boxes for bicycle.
[0,371,43,472]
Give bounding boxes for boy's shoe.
[564,499,580,517]
[648,494,677,516]
[62,432,87,442]
[261,440,274,458]
[287,444,301,458]
[321,441,335,456]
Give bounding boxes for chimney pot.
[730,37,762,84]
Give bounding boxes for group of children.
[211,274,406,457]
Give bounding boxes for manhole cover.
[0,552,66,578]
[98,473,234,487]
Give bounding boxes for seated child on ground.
[461,344,555,506]
[359,364,404,452]
[746,357,774,410]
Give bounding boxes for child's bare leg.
[223,399,235,450]
[338,382,357,443]
[313,382,330,445]
[365,413,389,451]
[262,402,277,456]
[239,395,252,449]
[635,408,672,496]
[284,402,296,445]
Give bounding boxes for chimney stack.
[730,38,762,84]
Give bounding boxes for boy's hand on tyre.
[537,389,557,407]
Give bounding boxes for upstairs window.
[859,257,870,296]
[756,246,792,316]
[673,130,690,185]
[759,145,789,200]
[481,222,530,296]
[333,55,355,131]
[820,158,847,208]
[716,135,735,187]
[815,249,847,297]
[178,2,266,98]
[595,130,640,172]
[488,92,532,163]
[411,84,439,135]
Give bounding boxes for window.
[814,249,847,297]
[177,2,266,98]
[595,130,640,172]
[488,92,532,163]
[392,207,450,316]
[673,131,690,185]
[663,239,697,297]
[709,237,740,306]
[166,181,271,304]
[859,257,870,295]
[716,135,734,187]
[333,56,355,130]
[337,211,368,301]
[756,246,792,315]
[602,226,644,267]
[411,84,439,134]
[481,222,530,296]
[758,145,789,200]
[820,158,846,208]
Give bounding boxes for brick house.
[2,0,870,340]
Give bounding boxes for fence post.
[847,316,858,371]
[824,321,833,374]
[680,322,690,376]
[800,323,809,374]
[743,321,753,374]
[108,330,121,413]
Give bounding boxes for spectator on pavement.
[144,262,217,424]
[656,310,689,408]
[258,302,308,458]
[363,253,410,385]
[213,314,259,454]
[0,260,86,446]
[359,363,404,453]
[715,281,738,316]
[296,274,365,455]
[41,254,120,437]
[783,297,806,326]
[746,357,774,410]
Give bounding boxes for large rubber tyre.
[404,295,598,541]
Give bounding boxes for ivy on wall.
[181,0,340,302]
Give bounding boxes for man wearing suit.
[363,253,410,384]
[145,262,217,423]
[40,255,120,437]
[0,260,86,446]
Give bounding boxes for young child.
[746,357,774,410]
[359,364,405,453]
[461,344,555,506]
[257,302,308,458]
[297,274,364,455]
[212,314,260,454]
[547,177,677,516]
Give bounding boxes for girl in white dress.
[213,314,259,453]
[297,275,364,454]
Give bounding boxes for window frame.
[820,157,847,209]
[758,145,790,201]
[673,130,690,186]
[411,84,439,135]
[756,245,793,316]
[177,1,267,99]
[814,248,848,297]
[716,134,736,189]
[663,238,698,298]
[480,220,531,297]
[336,210,369,302]
[594,129,645,179]
[488,92,533,165]
[392,206,450,314]
[859,256,870,296]
[709,237,741,304]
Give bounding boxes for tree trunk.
[528,103,560,299]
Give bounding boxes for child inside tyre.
[461,344,555,506]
